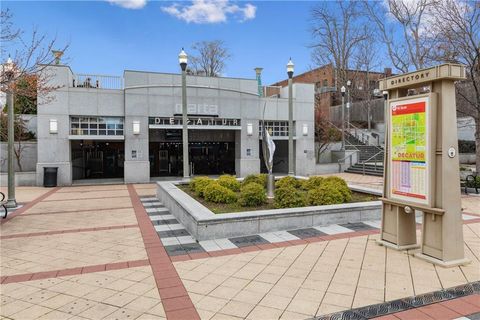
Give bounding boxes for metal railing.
[337,150,358,173]
[326,120,360,151]
[345,121,379,146]
[72,74,124,90]
[361,150,384,175]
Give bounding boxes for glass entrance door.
[71,140,125,180]
[189,142,235,175]
[158,150,169,174]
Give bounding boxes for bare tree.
[315,116,342,162]
[430,0,480,172]
[1,9,67,171]
[352,36,381,131]
[310,1,370,87]
[363,0,436,73]
[189,40,231,77]
[1,9,67,104]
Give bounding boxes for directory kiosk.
[378,64,469,267]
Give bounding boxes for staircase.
[343,130,385,176]
[344,162,384,176]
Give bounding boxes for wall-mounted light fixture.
[49,119,58,134]
[247,123,253,136]
[302,123,308,136]
[133,121,140,135]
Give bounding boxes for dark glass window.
[70,116,124,136]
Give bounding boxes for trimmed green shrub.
[466,175,480,188]
[306,184,344,206]
[217,174,241,192]
[203,182,237,204]
[322,176,352,202]
[238,182,267,207]
[274,186,306,208]
[242,174,268,188]
[189,176,213,197]
[302,176,324,190]
[459,140,475,154]
[275,176,301,189]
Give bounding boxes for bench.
[462,173,479,195]
[0,192,7,218]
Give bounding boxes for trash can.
[43,167,58,187]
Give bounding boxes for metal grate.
[313,281,480,320]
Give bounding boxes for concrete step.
[344,168,384,177]
[345,162,384,176]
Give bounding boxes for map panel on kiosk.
[388,95,431,206]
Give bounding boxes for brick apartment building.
[270,64,392,123]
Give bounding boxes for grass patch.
[178,184,377,214]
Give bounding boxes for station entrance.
[71,140,125,180]
[149,129,236,177]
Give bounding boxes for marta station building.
[36,64,316,185]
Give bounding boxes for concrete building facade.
[36,65,315,186]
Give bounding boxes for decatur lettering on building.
[150,117,240,127]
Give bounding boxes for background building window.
[70,116,124,136]
[259,121,295,137]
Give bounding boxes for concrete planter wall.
[0,171,36,186]
[156,181,382,241]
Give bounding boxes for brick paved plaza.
[1,174,479,320]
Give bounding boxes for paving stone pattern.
[140,197,478,258]
[315,281,480,319]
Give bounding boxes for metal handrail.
[326,120,360,152]
[337,150,359,173]
[72,74,124,90]
[361,149,384,175]
[345,121,379,146]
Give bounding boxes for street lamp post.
[346,80,351,130]
[341,85,346,151]
[287,58,294,176]
[179,48,189,179]
[4,57,17,208]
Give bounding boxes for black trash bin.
[43,167,58,187]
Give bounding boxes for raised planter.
[156,181,382,241]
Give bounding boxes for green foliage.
[203,182,237,204]
[274,186,306,208]
[2,76,38,115]
[189,176,213,197]
[466,175,480,188]
[0,114,36,142]
[238,182,266,207]
[322,176,352,202]
[306,184,344,206]
[302,176,324,190]
[458,140,475,154]
[217,174,241,192]
[242,174,268,188]
[275,176,301,189]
